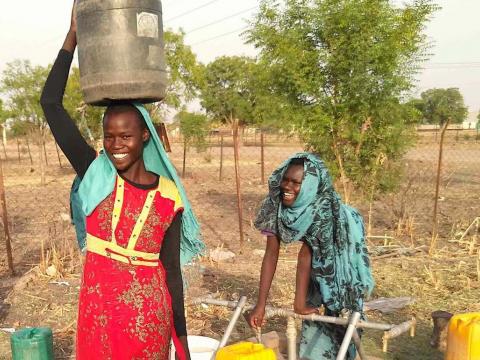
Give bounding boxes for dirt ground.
[0,134,479,359]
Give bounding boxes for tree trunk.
[355,116,372,157]
[430,119,450,255]
[232,117,245,250]
[2,125,7,148]
[0,157,14,275]
[182,139,187,178]
[1,126,7,161]
[219,135,224,181]
[260,132,265,184]
[367,193,374,238]
[38,132,46,185]
[16,138,21,163]
[42,137,49,166]
[25,136,33,165]
[55,142,63,168]
[367,153,385,237]
[331,132,350,204]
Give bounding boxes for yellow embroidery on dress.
[89,175,182,265]
[159,176,183,211]
[111,175,158,251]
[111,176,125,244]
[86,234,160,267]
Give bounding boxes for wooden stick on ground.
[430,119,450,254]
[0,156,14,275]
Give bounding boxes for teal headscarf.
[255,153,374,312]
[74,103,204,266]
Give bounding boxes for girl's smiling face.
[280,163,304,207]
[103,109,149,175]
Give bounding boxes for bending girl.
[247,153,374,360]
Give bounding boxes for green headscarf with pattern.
[255,152,374,312]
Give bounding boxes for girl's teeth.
[113,153,127,159]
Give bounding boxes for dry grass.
[0,134,479,359]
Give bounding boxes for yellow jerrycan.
[445,312,480,360]
[215,342,276,360]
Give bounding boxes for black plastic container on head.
[76,0,166,106]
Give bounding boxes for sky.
[0,0,479,113]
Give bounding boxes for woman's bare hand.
[246,305,266,330]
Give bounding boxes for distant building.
[416,112,479,131]
[417,124,440,131]
[462,112,479,130]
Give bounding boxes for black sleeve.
[40,49,96,178]
[160,212,187,337]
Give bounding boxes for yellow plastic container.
[445,312,480,360]
[215,342,276,360]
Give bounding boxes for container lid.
[77,0,163,14]
[11,327,53,341]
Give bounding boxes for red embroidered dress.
[77,176,184,360]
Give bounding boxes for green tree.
[201,56,256,125]
[64,67,105,143]
[1,60,103,145]
[1,60,52,183]
[248,62,298,131]
[149,30,205,123]
[164,30,204,108]
[1,60,49,133]
[0,99,11,157]
[177,110,209,151]
[200,56,260,246]
[247,0,437,201]
[0,99,8,123]
[201,56,291,131]
[417,88,468,124]
[175,110,209,177]
[0,99,10,136]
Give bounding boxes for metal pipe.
[192,297,393,331]
[352,330,367,360]
[410,316,416,337]
[193,297,241,308]
[286,316,297,360]
[336,311,361,360]
[382,318,416,353]
[254,327,262,344]
[217,296,247,349]
[382,333,389,353]
[383,318,416,340]
[192,297,417,358]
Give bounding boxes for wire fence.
[167,126,480,250]
[0,126,479,277]
[398,128,480,246]
[0,126,478,359]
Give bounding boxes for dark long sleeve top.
[40,49,186,336]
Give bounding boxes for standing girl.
[40,3,203,359]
